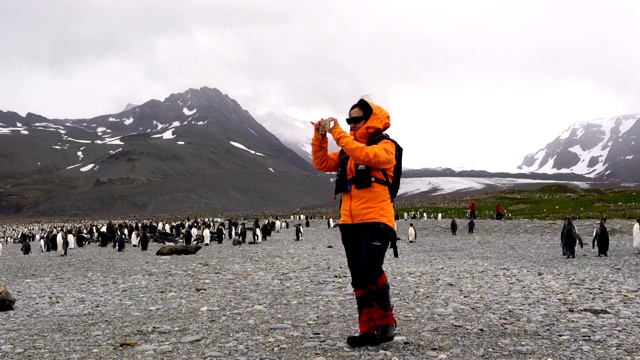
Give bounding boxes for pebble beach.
[1,219,640,360]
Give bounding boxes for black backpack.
[334,132,403,201]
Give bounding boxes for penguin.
[44,231,52,252]
[633,219,640,253]
[261,223,271,241]
[563,217,583,258]
[560,217,569,256]
[227,222,234,240]
[254,227,262,243]
[184,229,193,246]
[76,233,86,247]
[191,226,198,242]
[67,231,75,250]
[305,218,310,228]
[275,219,281,233]
[57,232,65,256]
[239,223,247,243]
[40,237,45,252]
[408,223,416,243]
[216,224,225,244]
[0,242,2,256]
[140,230,149,251]
[451,219,457,235]
[21,241,31,255]
[328,217,334,229]
[117,232,125,252]
[131,231,139,247]
[592,218,609,257]
[202,227,211,246]
[62,233,69,256]
[467,218,475,234]
[295,224,303,241]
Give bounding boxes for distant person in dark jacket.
[469,200,477,219]
[496,202,504,220]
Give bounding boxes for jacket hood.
[351,99,391,143]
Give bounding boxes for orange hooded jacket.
[311,100,396,229]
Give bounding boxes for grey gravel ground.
[1,219,640,360]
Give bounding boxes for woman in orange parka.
[311,99,397,347]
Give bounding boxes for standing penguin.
[467,218,475,234]
[592,218,609,257]
[295,224,304,241]
[44,230,52,252]
[239,223,247,244]
[563,217,583,258]
[202,226,211,246]
[117,231,125,252]
[0,242,2,256]
[254,226,262,243]
[184,228,193,246]
[408,223,416,243]
[62,232,69,256]
[305,218,310,228]
[216,224,225,244]
[560,217,569,256]
[140,230,149,251]
[633,218,640,253]
[451,218,458,235]
[21,241,31,255]
[57,231,65,256]
[67,230,75,250]
[131,231,139,247]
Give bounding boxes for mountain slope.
[254,111,339,163]
[518,113,640,182]
[0,87,334,218]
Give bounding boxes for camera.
[318,118,331,132]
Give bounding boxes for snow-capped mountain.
[518,113,640,182]
[0,87,334,217]
[254,111,339,163]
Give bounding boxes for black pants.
[340,222,397,331]
[339,223,394,290]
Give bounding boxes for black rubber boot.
[376,324,396,344]
[347,332,378,347]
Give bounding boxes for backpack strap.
[366,132,396,197]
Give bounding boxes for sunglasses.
[346,116,368,125]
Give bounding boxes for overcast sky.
[1,0,639,172]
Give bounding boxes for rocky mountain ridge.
[0,87,334,218]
